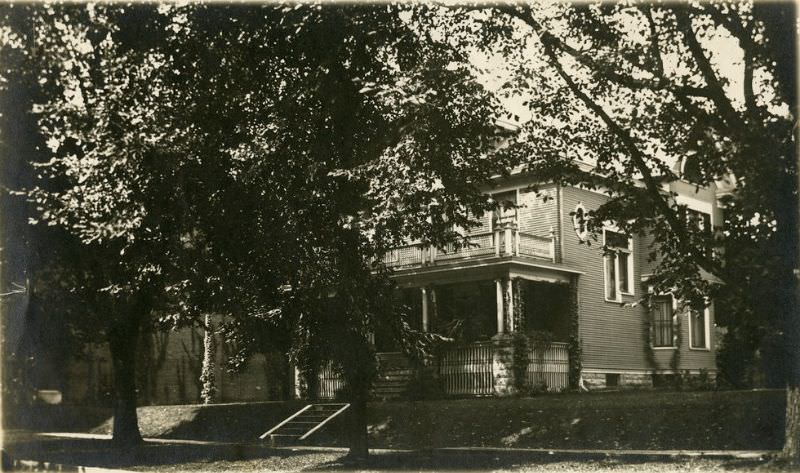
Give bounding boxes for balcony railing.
[383,223,556,269]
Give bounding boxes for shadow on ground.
[5,435,777,472]
[312,452,771,472]
[6,436,278,469]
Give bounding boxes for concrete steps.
[259,403,349,446]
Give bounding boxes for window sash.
[651,297,674,347]
[618,252,630,294]
[690,310,707,349]
[603,228,633,300]
[605,254,617,300]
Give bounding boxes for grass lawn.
[84,389,785,451]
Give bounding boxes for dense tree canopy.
[2,3,513,454]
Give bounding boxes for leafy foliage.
[425,2,796,384]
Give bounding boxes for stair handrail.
[259,404,313,439]
[298,403,351,440]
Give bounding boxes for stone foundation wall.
[621,373,651,387]
[580,372,607,389]
[581,371,652,389]
[492,334,517,396]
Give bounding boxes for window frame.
[688,305,712,351]
[650,293,678,350]
[603,227,635,302]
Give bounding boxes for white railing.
[517,232,553,259]
[439,342,495,396]
[383,224,555,268]
[525,342,569,392]
[434,232,495,261]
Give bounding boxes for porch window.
[651,295,674,348]
[689,308,709,349]
[603,229,633,301]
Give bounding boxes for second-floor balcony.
[383,222,556,269]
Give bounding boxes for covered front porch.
[368,263,581,398]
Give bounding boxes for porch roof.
[391,255,583,287]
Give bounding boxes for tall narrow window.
[603,229,633,301]
[651,296,674,348]
[686,208,713,258]
[690,309,708,349]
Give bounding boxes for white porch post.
[495,279,504,334]
[421,287,429,332]
[504,221,514,256]
[507,278,515,332]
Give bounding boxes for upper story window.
[651,295,675,348]
[603,228,634,301]
[681,154,703,184]
[685,208,713,258]
[572,203,588,241]
[686,208,711,233]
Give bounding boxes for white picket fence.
[524,342,569,392]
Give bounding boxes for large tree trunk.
[200,313,217,404]
[346,390,369,460]
[782,386,800,462]
[340,333,374,461]
[108,297,146,447]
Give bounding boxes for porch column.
[504,221,514,256]
[495,279,504,334]
[506,278,515,332]
[421,287,429,332]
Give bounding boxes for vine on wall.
[670,313,683,388]
[511,332,529,393]
[567,277,582,389]
[513,278,525,333]
[643,302,658,373]
[643,296,684,387]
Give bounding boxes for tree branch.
[673,7,747,133]
[495,5,713,100]
[702,4,757,114]
[496,5,721,277]
[643,5,664,78]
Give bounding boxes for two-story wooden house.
[366,172,721,398]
